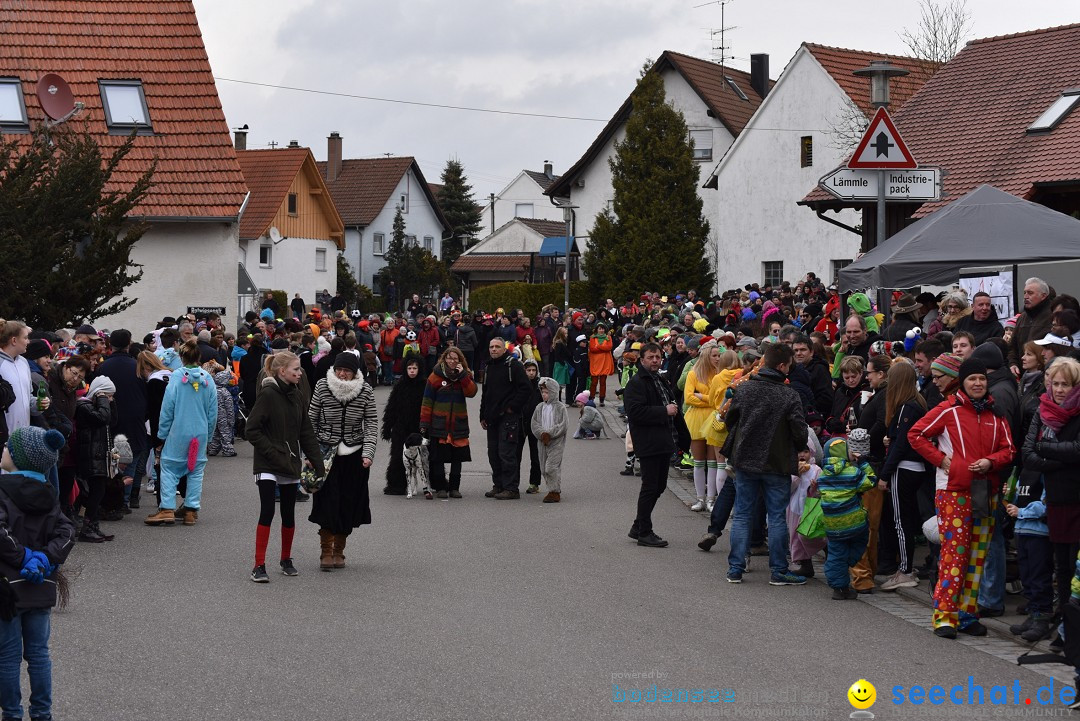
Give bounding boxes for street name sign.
[820,167,941,201]
[848,107,917,169]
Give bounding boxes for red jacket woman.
[587,325,615,405]
[906,358,1015,637]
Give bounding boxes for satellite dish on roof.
[37,74,78,121]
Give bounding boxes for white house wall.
[352,168,445,292]
[564,67,735,261]
[96,221,238,335]
[713,48,862,290]
[463,223,545,254]
[242,235,338,308]
[479,173,563,235]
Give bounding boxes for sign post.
[847,106,919,251]
[819,167,941,201]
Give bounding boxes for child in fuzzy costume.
[208,365,236,457]
[531,378,568,502]
[788,447,825,578]
[573,391,604,439]
[819,430,876,599]
[145,341,217,527]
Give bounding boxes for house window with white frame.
[99,80,152,132]
[423,236,433,251]
[515,203,534,218]
[399,193,409,213]
[315,248,327,272]
[259,245,272,268]
[689,129,712,161]
[406,234,417,247]
[763,260,783,287]
[373,232,385,255]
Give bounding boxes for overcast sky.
[192,0,1076,200]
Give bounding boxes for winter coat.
[75,394,116,479]
[830,333,880,379]
[0,473,75,609]
[454,324,478,354]
[819,437,876,538]
[1022,411,1080,507]
[521,376,542,437]
[239,344,269,410]
[157,365,217,466]
[379,328,400,362]
[827,380,868,435]
[308,373,377,459]
[145,370,171,448]
[97,351,148,452]
[531,378,567,473]
[381,370,426,444]
[883,315,919,342]
[246,377,324,478]
[479,352,531,424]
[803,356,834,419]
[856,383,889,465]
[1009,295,1055,369]
[420,363,477,442]
[721,368,809,476]
[579,402,603,433]
[533,322,554,356]
[878,399,928,481]
[908,391,1016,493]
[0,351,31,438]
[588,334,615,377]
[955,312,1004,345]
[497,323,516,343]
[624,365,676,458]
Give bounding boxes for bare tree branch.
[899,0,973,65]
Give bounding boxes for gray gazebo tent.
[838,184,1080,291]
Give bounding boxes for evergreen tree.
[336,255,372,309]
[436,158,482,266]
[379,207,451,303]
[583,62,713,301]
[0,123,154,328]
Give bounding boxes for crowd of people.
[5,271,1080,716]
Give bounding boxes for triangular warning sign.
[848,107,917,169]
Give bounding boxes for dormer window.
[99,80,151,132]
[1027,90,1080,133]
[0,78,27,131]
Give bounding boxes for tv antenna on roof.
[697,0,737,71]
[36,74,84,126]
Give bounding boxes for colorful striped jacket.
[818,437,876,538]
[420,363,477,442]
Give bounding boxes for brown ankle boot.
[183,508,198,526]
[318,529,335,571]
[332,533,347,568]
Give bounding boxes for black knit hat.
[333,352,360,373]
[24,339,51,361]
[957,358,988,388]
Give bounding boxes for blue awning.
[539,236,574,257]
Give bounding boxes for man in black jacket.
[721,343,809,584]
[790,333,833,420]
[624,343,678,548]
[479,338,531,499]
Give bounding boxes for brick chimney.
[233,126,247,151]
[287,140,300,148]
[327,131,342,182]
[543,160,553,179]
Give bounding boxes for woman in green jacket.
[245,351,324,583]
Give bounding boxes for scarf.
[1039,385,1080,432]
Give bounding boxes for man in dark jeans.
[624,343,678,548]
[719,343,810,585]
[479,338,531,500]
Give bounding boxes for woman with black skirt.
[307,353,377,571]
[381,357,425,495]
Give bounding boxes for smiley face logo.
[847,679,876,709]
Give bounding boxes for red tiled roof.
[516,218,567,237]
[898,23,1080,216]
[801,25,1080,213]
[450,255,531,273]
[316,156,450,234]
[0,1,247,218]
[547,50,771,198]
[236,148,307,240]
[804,44,937,117]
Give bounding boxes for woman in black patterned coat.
[381,357,426,495]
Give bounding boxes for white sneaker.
[690,498,706,512]
[145,481,156,493]
[706,495,716,512]
[880,571,919,591]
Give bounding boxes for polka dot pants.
[933,489,994,630]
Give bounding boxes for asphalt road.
[48,386,1065,720]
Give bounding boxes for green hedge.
[469,281,591,317]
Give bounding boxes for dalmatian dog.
[402,433,430,499]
